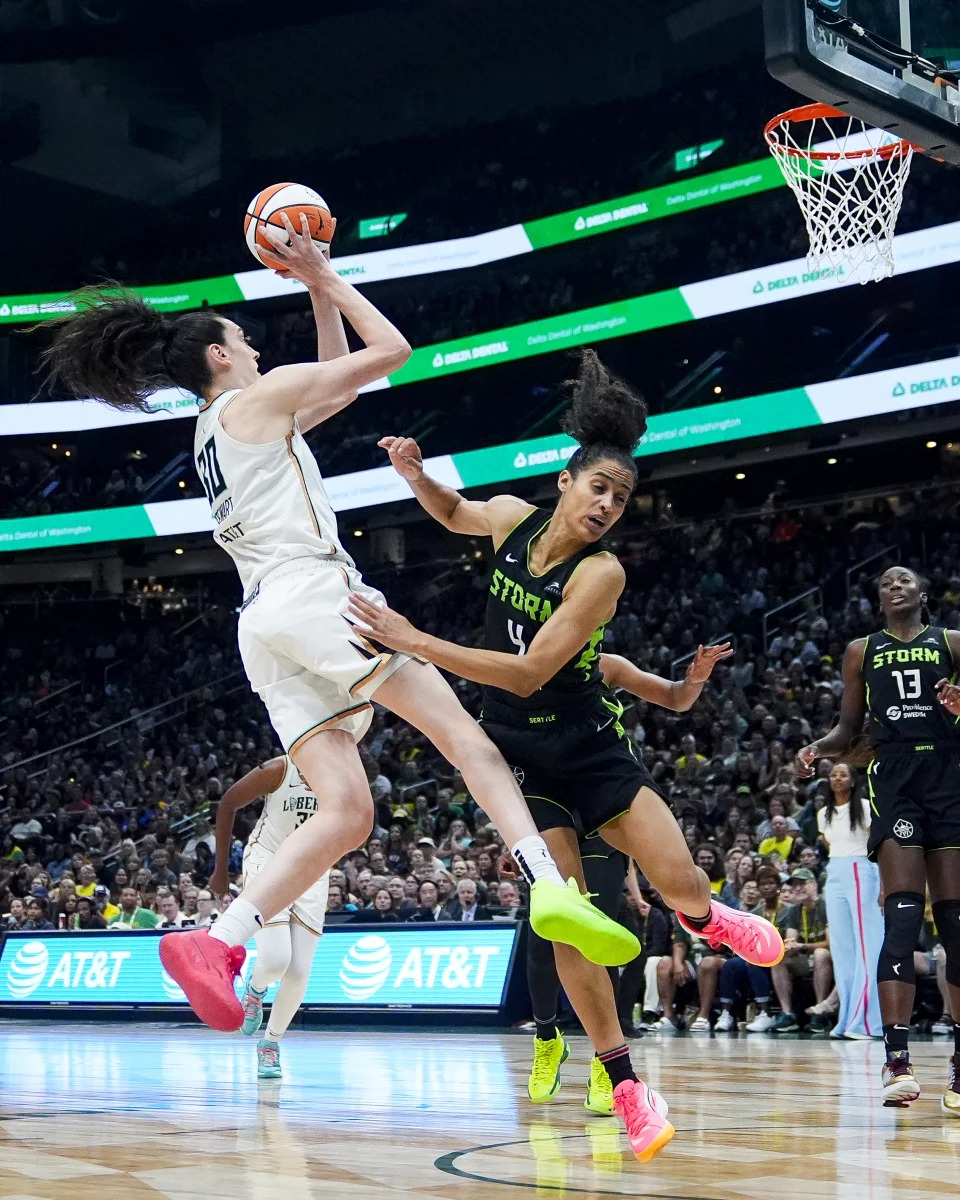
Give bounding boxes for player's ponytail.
[561,349,647,484]
[37,285,228,413]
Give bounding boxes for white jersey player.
[212,756,328,1078]
[43,209,635,1037]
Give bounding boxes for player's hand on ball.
[378,435,423,481]
[348,593,423,655]
[795,743,819,778]
[936,678,960,715]
[685,641,734,683]
[262,212,337,288]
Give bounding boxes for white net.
[765,105,914,285]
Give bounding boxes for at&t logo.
[340,935,392,1000]
[338,934,502,1001]
[7,941,49,998]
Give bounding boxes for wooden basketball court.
[0,1023,956,1198]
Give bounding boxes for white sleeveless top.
[193,389,353,596]
[248,756,321,856]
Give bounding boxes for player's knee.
[878,891,924,984]
[932,899,960,986]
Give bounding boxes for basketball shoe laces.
[531,1040,559,1088]
[702,908,764,958]
[242,987,263,1022]
[259,1045,279,1069]
[614,1081,652,1138]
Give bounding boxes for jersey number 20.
[196,437,227,507]
[891,669,921,700]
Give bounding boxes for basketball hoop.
[764,103,916,285]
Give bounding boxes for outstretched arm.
[600,642,733,712]
[794,638,868,776]
[378,435,534,545]
[349,553,625,698]
[209,757,286,898]
[235,214,411,431]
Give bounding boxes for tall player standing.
[349,352,784,1160]
[796,566,960,1115]
[39,209,638,1032]
[210,757,328,1078]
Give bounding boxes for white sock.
[511,836,565,886]
[209,898,263,948]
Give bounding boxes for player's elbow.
[381,337,411,373]
[512,662,551,698]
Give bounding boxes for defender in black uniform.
[351,350,783,1161]
[797,566,960,1115]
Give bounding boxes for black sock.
[883,1023,910,1059]
[680,907,713,931]
[534,1017,558,1042]
[597,1045,638,1089]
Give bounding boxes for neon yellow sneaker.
[584,1054,614,1116]
[527,1030,569,1103]
[530,878,640,967]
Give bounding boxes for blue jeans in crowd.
[718,955,772,1007]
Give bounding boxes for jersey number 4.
[891,669,921,700]
[196,437,227,507]
[508,620,526,656]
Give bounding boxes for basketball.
[243,182,335,267]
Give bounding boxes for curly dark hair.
[560,348,647,483]
[37,285,228,412]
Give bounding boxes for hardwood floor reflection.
[0,1023,956,1198]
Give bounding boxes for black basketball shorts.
[479,698,666,838]
[866,749,960,860]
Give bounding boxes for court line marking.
[435,1135,710,1199]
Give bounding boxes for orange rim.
[764,103,916,161]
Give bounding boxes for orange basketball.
[243,182,335,267]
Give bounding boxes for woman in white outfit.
[818,762,883,1038]
[212,756,328,1078]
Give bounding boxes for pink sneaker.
[613,1079,675,1163]
[159,929,246,1031]
[677,901,784,968]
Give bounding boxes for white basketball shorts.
[237,558,411,752]
[242,841,330,935]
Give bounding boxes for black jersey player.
[523,643,730,1118]
[349,349,783,1161]
[797,566,960,1115]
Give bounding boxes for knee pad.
[878,892,924,985]
[932,899,960,988]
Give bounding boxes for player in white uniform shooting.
[40,211,637,1033]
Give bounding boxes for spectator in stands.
[653,923,727,1033]
[495,880,523,917]
[408,879,447,922]
[108,886,159,930]
[386,875,417,919]
[758,814,795,861]
[156,891,191,929]
[93,884,120,923]
[770,868,833,1033]
[444,878,492,922]
[74,896,106,930]
[194,889,220,927]
[2,898,25,930]
[628,889,671,1030]
[22,897,53,931]
[326,883,356,914]
[350,888,399,924]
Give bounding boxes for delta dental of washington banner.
[2,352,957,553]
